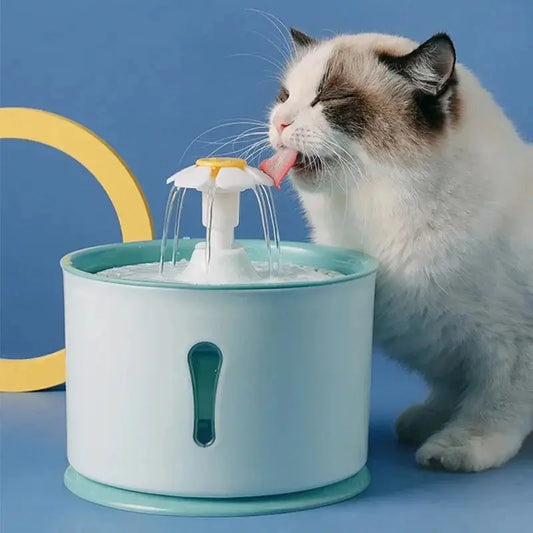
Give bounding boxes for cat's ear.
[290,27,317,50]
[385,33,456,96]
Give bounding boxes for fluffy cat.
[261,29,533,471]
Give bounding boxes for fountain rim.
[60,239,378,291]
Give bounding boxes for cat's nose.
[275,120,293,134]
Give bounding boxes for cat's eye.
[311,93,355,107]
[277,87,289,103]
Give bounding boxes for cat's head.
[262,30,460,192]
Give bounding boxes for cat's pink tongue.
[260,148,298,189]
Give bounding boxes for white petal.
[215,167,257,191]
[245,166,274,187]
[166,165,212,190]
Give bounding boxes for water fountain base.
[180,242,261,284]
[64,465,370,517]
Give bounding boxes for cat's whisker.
[197,130,269,146]
[256,143,272,165]
[230,53,284,73]
[179,120,269,165]
[229,132,269,154]
[327,140,362,178]
[308,144,325,195]
[200,125,268,159]
[247,29,291,65]
[239,140,267,159]
[198,137,266,147]
[322,140,350,178]
[322,138,367,189]
[240,139,271,163]
[247,8,293,56]
[207,130,267,159]
[230,130,269,157]
[202,140,268,161]
[259,77,285,86]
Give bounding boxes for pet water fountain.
[61,157,378,516]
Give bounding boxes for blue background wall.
[1,0,532,358]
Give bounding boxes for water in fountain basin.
[99,260,342,285]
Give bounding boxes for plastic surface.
[0,107,154,393]
[182,243,261,283]
[64,465,371,517]
[199,190,239,253]
[167,158,271,191]
[196,156,247,172]
[62,239,376,497]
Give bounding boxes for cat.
[260,29,533,472]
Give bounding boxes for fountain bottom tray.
[64,465,370,516]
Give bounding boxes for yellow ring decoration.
[0,107,154,392]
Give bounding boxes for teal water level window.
[188,342,222,447]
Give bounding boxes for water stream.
[172,189,187,265]
[204,188,215,267]
[159,184,282,279]
[159,187,178,273]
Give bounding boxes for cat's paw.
[395,403,448,446]
[416,429,522,472]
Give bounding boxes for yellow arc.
[0,107,154,392]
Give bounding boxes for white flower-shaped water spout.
[167,157,272,192]
[165,158,276,284]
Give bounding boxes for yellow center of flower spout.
[196,157,247,178]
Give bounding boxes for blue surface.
[2,351,533,532]
[1,0,532,358]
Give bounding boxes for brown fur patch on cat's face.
[317,35,461,162]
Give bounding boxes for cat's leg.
[416,344,533,472]
[396,385,459,445]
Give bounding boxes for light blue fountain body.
[61,160,378,516]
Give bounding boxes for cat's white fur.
[268,33,533,471]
